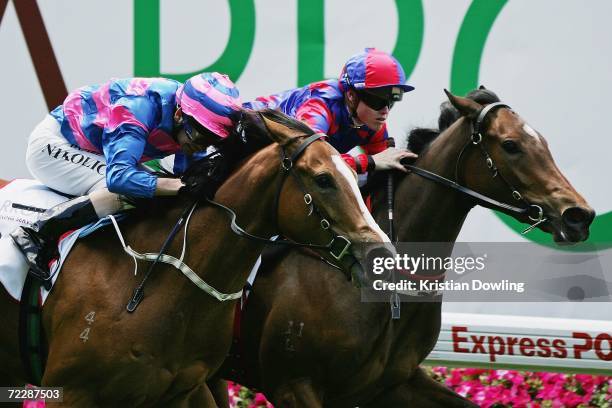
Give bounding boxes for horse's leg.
[361,367,477,408]
[271,377,323,408]
[207,377,230,408]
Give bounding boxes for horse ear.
[479,84,487,90]
[258,115,295,146]
[444,89,482,119]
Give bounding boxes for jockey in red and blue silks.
[10,72,242,283]
[244,48,417,174]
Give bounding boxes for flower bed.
[226,368,611,408]
[427,367,610,408]
[21,370,610,407]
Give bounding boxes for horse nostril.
[562,207,595,228]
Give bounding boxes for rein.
[205,198,351,259]
[404,165,528,220]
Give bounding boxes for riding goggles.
[357,87,404,111]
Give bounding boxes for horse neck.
[128,148,281,300]
[366,120,477,349]
[189,149,282,292]
[374,118,475,244]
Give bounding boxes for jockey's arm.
[102,124,160,198]
[104,98,184,198]
[364,126,417,173]
[103,132,183,197]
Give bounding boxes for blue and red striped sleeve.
[295,98,371,173]
[294,98,332,134]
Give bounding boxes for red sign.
[452,326,612,362]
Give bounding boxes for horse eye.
[502,140,520,154]
[315,174,335,189]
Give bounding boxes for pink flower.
[433,366,448,376]
[560,391,584,407]
[446,370,465,387]
[537,382,564,400]
[462,368,487,377]
[252,393,270,407]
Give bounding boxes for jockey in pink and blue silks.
[10,72,243,284]
[244,48,417,174]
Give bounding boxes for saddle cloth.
[0,179,107,304]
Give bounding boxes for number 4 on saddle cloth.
[0,179,115,303]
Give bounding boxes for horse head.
[408,88,594,244]
[209,108,391,276]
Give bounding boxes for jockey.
[244,47,417,174]
[10,72,242,283]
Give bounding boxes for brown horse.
[211,89,595,407]
[0,109,391,407]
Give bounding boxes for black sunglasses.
[356,90,396,111]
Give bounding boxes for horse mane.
[258,108,316,136]
[406,87,501,154]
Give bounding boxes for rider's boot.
[10,196,98,286]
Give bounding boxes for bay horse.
[0,109,391,407]
[211,89,594,407]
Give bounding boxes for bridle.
[458,102,546,230]
[383,102,548,309]
[206,131,353,262]
[403,102,547,235]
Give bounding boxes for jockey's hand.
[155,177,185,196]
[179,152,229,199]
[372,147,418,172]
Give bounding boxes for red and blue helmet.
[176,72,242,139]
[339,48,415,94]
